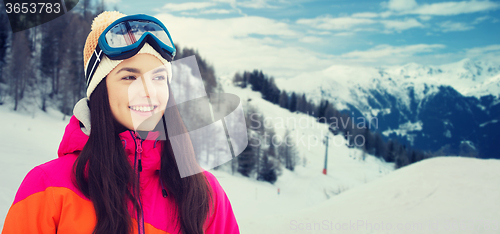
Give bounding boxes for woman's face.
[106,53,170,131]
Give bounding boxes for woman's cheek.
[158,86,169,105]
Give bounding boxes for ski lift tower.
[322,132,329,175]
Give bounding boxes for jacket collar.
[58,98,162,174]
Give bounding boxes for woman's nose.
[130,76,157,98]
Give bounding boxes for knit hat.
[83,11,172,99]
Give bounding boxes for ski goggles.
[85,14,176,86]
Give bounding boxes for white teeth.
[130,106,155,112]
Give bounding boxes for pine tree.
[296,93,307,113]
[306,101,316,116]
[363,127,375,155]
[317,99,329,121]
[278,90,288,109]
[289,92,297,112]
[0,3,10,86]
[374,133,385,157]
[384,140,396,162]
[232,72,243,87]
[238,103,263,177]
[175,47,218,94]
[258,128,280,183]
[6,31,33,111]
[242,71,250,88]
[266,77,279,104]
[278,128,298,171]
[395,144,409,168]
[237,135,257,177]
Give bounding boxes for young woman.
[2,12,239,234]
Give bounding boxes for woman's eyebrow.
[115,67,141,75]
[152,67,167,73]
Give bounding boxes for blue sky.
[100,0,500,79]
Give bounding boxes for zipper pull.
[135,137,143,154]
[134,133,143,172]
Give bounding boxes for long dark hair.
[74,78,213,234]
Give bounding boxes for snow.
[275,58,500,122]
[370,108,391,118]
[462,74,500,99]
[235,156,500,234]
[0,104,69,228]
[1,81,499,233]
[479,119,498,128]
[382,121,423,135]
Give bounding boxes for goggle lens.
[105,20,173,49]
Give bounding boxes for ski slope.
[229,157,500,234]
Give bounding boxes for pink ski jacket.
[2,114,240,234]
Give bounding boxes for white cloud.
[466,44,500,56]
[203,9,231,14]
[180,9,232,15]
[473,15,490,24]
[334,32,355,36]
[306,30,332,36]
[437,21,474,32]
[299,36,323,44]
[162,2,216,11]
[464,45,500,63]
[386,0,418,11]
[419,15,432,21]
[238,0,277,9]
[382,0,499,16]
[380,18,424,31]
[341,44,446,60]
[297,15,424,33]
[155,13,332,79]
[296,15,376,30]
[408,0,499,16]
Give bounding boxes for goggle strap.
[86,46,103,87]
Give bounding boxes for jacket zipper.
[131,131,146,234]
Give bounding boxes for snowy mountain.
[276,58,500,158]
[239,156,500,234]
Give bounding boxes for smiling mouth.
[129,105,158,112]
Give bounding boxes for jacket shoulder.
[3,155,93,234]
[13,154,84,205]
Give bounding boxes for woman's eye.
[122,76,136,80]
[153,75,166,80]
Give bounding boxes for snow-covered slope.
[238,157,500,234]
[0,105,68,228]
[218,79,395,221]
